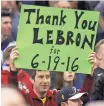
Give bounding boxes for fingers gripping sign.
[88,52,97,64]
[88,52,98,75]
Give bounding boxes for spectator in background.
[1,1,20,41]
[94,1,104,44]
[55,72,76,90]
[1,86,28,106]
[92,39,104,81]
[1,42,17,86]
[1,1,17,12]
[51,1,77,9]
[1,8,13,69]
[1,8,12,49]
[2,41,16,71]
[56,86,87,106]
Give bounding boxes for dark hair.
[31,71,37,79]
[1,8,12,17]
[55,72,63,89]
[31,70,43,80]
[16,1,20,6]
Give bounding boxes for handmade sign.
[15,4,99,74]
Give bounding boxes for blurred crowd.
[1,1,104,106]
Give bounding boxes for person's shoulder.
[94,67,104,75]
[18,69,30,78]
[48,89,58,96]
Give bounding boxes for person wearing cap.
[56,86,87,106]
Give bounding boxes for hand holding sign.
[10,47,19,71]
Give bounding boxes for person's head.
[55,72,75,89]
[1,1,16,11]
[3,41,16,64]
[30,70,51,97]
[56,86,87,106]
[94,39,104,67]
[54,1,77,9]
[63,72,75,82]
[1,8,12,42]
[1,87,27,106]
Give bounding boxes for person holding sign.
[1,46,98,106]
[91,39,104,81]
[1,47,58,106]
[90,39,104,101]
[79,39,104,103]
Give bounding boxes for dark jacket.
[93,67,104,82]
[1,69,58,106]
[91,74,104,100]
